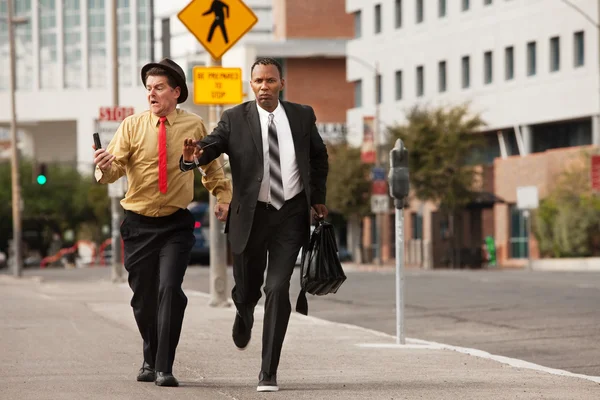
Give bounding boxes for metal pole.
[524,209,532,271]
[208,57,229,307]
[110,0,124,282]
[7,0,23,277]
[374,62,383,265]
[395,207,405,344]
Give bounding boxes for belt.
[256,191,305,209]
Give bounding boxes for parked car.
[188,202,211,265]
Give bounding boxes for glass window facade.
[137,0,151,74]
[64,0,82,88]
[15,0,34,90]
[510,205,529,259]
[88,0,106,88]
[118,0,132,87]
[39,0,58,89]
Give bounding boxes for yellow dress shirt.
[95,109,232,217]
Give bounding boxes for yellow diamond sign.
[178,0,258,60]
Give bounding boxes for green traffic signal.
[36,174,47,185]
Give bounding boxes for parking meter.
[388,139,410,209]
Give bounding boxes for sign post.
[97,106,134,281]
[178,0,257,307]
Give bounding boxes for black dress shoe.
[136,361,155,382]
[232,311,251,350]
[257,371,278,392]
[155,372,179,387]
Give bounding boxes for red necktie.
[158,116,168,194]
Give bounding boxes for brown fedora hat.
[141,58,188,104]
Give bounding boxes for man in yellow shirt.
[93,58,232,387]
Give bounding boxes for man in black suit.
[181,57,328,392]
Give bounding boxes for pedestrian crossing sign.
[178,0,258,60]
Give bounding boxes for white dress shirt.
[256,101,304,203]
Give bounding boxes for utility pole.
[208,57,229,307]
[7,0,23,277]
[110,0,124,282]
[374,61,384,265]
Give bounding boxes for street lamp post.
[6,0,24,277]
[348,55,385,265]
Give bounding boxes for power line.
[560,0,599,28]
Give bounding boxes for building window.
[88,0,107,88]
[39,0,58,89]
[374,4,382,34]
[411,213,423,240]
[510,205,529,259]
[354,11,362,38]
[462,0,470,11]
[395,0,402,28]
[531,118,592,153]
[484,0,492,5]
[395,70,403,100]
[550,36,560,72]
[416,65,424,97]
[574,31,585,67]
[484,51,493,84]
[416,0,424,23]
[13,1,33,90]
[527,41,536,76]
[438,60,447,92]
[439,0,446,17]
[64,0,82,88]
[376,74,382,104]
[462,56,470,88]
[354,80,362,108]
[505,46,514,80]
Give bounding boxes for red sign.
[372,180,388,195]
[591,155,600,192]
[361,116,376,164]
[99,106,135,122]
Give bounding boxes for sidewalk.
[1,274,598,400]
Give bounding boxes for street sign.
[371,194,389,214]
[371,166,386,181]
[591,155,600,192]
[193,66,243,105]
[372,180,388,195]
[178,0,258,60]
[99,106,134,121]
[96,106,133,198]
[516,186,539,210]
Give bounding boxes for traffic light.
[388,139,409,209]
[36,163,48,185]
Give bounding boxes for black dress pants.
[232,193,308,375]
[121,208,195,373]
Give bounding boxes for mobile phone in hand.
[93,132,102,149]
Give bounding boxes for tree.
[387,105,486,267]
[326,143,371,263]
[534,151,600,258]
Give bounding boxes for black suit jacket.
[182,100,328,254]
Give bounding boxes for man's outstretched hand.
[183,138,202,162]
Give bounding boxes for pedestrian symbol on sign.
[203,0,230,44]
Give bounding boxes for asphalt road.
[4,265,600,377]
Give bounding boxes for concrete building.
[0,0,352,171]
[346,0,600,267]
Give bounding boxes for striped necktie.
[268,113,285,209]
